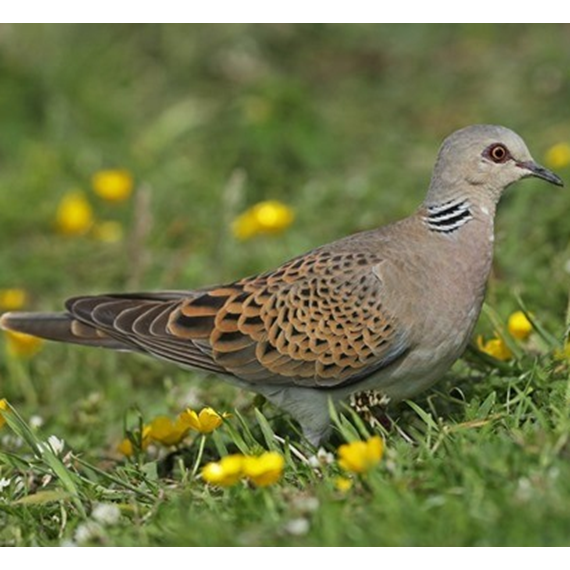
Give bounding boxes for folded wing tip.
[0,312,15,331]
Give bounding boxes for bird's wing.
[66,248,411,389]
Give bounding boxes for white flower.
[0,477,11,492]
[284,517,310,536]
[29,415,44,429]
[74,521,103,545]
[1,434,23,449]
[47,435,65,454]
[308,447,334,468]
[40,435,65,456]
[91,503,121,526]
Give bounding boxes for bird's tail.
[0,311,130,350]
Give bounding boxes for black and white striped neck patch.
[423,199,473,234]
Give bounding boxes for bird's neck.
[419,196,496,235]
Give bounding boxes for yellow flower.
[337,435,384,474]
[476,335,513,361]
[117,425,152,457]
[4,330,43,358]
[0,398,8,429]
[92,169,134,202]
[507,311,533,341]
[242,451,285,487]
[544,143,570,170]
[0,288,27,311]
[178,407,228,434]
[147,415,190,447]
[92,221,124,243]
[202,454,245,487]
[55,191,94,236]
[334,476,353,492]
[232,200,294,240]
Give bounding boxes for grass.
[1,23,570,546]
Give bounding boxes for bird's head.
[426,124,563,206]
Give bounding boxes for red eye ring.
[485,143,510,163]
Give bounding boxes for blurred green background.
[1,24,570,303]
[2,22,570,547]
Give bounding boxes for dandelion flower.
[0,288,27,311]
[55,191,94,236]
[147,415,190,447]
[242,451,285,487]
[0,399,8,429]
[178,407,228,434]
[232,200,294,240]
[202,454,245,487]
[92,169,133,202]
[476,335,513,361]
[545,143,570,170]
[507,311,533,341]
[337,435,383,474]
[4,330,43,358]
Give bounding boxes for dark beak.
[517,160,564,187]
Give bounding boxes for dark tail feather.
[0,311,131,350]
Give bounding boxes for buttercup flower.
[545,143,570,170]
[242,451,285,487]
[92,169,133,202]
[337,435,384,474]
[202,454,245,487]
[476,335,513,361]
[0,399,8,429]
[232,200,294,240]
[334,476,353,492]
[0,288,27,311]
[117,425,152,457]
[55,191,94,236]
[178,407,228,434]
[147,415,190,446]
[4,330,43,358]
[507,311,533,341]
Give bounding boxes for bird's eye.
[485,143,510,163]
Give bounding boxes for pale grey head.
[425,124,563,206]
